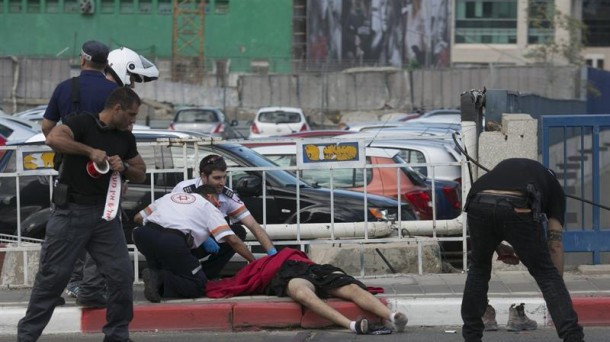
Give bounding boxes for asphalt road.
[1,327,605,342]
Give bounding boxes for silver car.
[168,107,239,139]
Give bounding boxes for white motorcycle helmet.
[106,47,159,87]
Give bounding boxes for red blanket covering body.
[205,248,314,298]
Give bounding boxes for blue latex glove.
[267,248,278,256]
[201,238,219,254]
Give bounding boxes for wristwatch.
[122,162,130,174]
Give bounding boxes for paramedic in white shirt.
[133,184,255,302]
[172,154,276,279]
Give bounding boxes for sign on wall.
[296,140,365,169]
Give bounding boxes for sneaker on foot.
[354,318,369,335]
[142,268,162,303]
[483,304,498,331]
[65,283,81,298]
[390,311,408,332]
[507,303,537,331]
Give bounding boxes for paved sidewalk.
[1,268,610,335]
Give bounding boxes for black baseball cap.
[81,40,110,64]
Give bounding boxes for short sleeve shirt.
[172,178,251,223]
[144,192,234,248]
[44,70,118,122]
[61,114,138,198]
[467,158,566,225]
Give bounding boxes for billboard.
[307,0,451,69]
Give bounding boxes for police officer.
[461,158,584,342]
[42,40,118,136]
[18,87,147,342]
[172,154,277,279]
[133,184,256,302]
[72,46,160,307]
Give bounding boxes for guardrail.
[0,137,468,286]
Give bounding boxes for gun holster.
[52,183,69,208]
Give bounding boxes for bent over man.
[461,158,584,342]
[18,87,146,342]
[133,185,256,302]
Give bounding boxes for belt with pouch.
[474,192,530,209]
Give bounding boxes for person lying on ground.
[205,247,408,335]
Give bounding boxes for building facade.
[1,0,609,74]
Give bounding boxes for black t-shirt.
[467,158,566,225]
[60,114,138,198]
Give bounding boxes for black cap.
[81,40,109,64]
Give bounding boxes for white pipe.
[396,217,464,236]
[245,221,394,240]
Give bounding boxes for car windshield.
[213,144,312,188]
[258,111,302,124]
[393,154,427,185]
[176,109,218,123]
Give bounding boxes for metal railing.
[0,137,468,286]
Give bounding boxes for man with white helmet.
[66,46,160,308]
[105,46,159,88]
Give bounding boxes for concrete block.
[501,114,538,137]
[232,301,302,329]
[1,243,40,286]
[308,242,442,275]
[578,265,610,275]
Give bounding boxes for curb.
[2,296,609,335]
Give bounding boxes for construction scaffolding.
[172,0,205,83]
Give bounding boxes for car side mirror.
[230,119,239,127]
[234,175,262,196]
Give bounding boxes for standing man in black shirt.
[461,158,584,342]
[17,87,146,342]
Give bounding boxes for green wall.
[0,0,293,72]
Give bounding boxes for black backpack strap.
[70,76,80,113]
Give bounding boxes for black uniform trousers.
[133,223,207,299]
[17,203,133,342]
[461,194,584,342]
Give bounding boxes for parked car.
[14,106,151,130]
[168,107,240,139]
[251,144,460,220]
[1,135,416,240]
[0,112,41,144]
[249,106,310,138]
[366,139,463,183]
[407,109,461,125]
[13,105,47,123]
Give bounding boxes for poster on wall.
[306,0,450,70]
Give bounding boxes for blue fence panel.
[541,115,610,264]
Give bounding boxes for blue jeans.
[17,203,133,342]
[461,197,584,342]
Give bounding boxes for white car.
[13,105,47,123]
[0,113,41,144]
[249,106,310,139]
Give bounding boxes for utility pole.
[172,0,205,83]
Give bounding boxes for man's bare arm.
[46,125,105,162]
[41,118,58,137]
[224,234,256,262]
[240,215,275,252]
[547,217,564,276]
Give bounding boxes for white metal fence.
[0,136,468,286]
